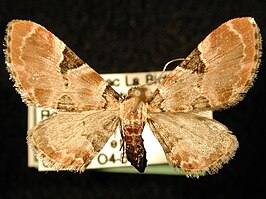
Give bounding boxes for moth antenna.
[144,58,185,86]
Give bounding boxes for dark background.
[0,0,265,198]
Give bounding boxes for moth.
[4,17,261,177]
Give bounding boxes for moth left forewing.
[28,110,119,172]
[4,20,120,111]
[147,112,238,177]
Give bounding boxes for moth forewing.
[4,20,120,111]
[149,17,261,113]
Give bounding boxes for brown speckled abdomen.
[123,123,147,172]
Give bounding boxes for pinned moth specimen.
[4,17,261,177]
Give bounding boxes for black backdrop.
[1,0,265,198]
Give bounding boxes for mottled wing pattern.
[148,112,238,177]
[147,17,261,176]
[5,20,121,172]
[149,17,261,112]
[28,110,119,171]
[5,20,120,111]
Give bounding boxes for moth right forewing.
[149,17,261,113]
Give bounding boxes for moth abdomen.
[125,136,147,173]
[122,123,147,172]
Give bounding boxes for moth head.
[127,86,153,102]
